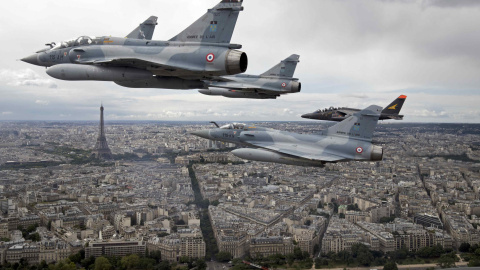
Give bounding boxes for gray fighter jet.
[199,54,301,99]
[21,0,247,89]
[302,95,407,122]
[191,105,384,167]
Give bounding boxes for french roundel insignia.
[281,82,287,87]
[356,147,363,154]
[206,53,215,63]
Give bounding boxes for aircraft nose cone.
[198,89,213,96]
[190,129,211,139]
[301,113,313,119]
[21,54,40,66]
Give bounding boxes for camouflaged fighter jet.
[21,0,248,89]
[302,95,407,122]
[191,105,384,167]
[199,54,301,99]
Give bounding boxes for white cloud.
[414,109,447,118]
[35,100,50,105]
[0,69,57,88]
[1,111,13,115]
[341,94,369,99]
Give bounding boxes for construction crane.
[242,260,270,270]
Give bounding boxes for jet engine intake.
[225,50,248,75]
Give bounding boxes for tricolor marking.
[206,53,215,63]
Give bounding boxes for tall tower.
[92,104,113,160]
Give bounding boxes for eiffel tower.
[92,105,113,160]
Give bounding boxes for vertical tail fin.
[169,0,244,44]
[325,105,382,142]
[381,95,407,116]
[261,54,300,78]
[126,16,158,40]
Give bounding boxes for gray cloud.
[341,94,369,99]
[422,0,480,8]
[0,0,478,123]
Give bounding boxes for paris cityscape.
[2,0,480,268]
[0,106,479,270]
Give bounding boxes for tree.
[379,216,395,223]
[469,244,479,253]
[459,242,471,253]
[293,247,305,260]
[120,254,140,270]
[147,250,161,263]
[195,259,207,270]
[81,256,96,269]
[437,254,455,268]
[179,256,190,264]
[157,261,171,270]
[49,259,76,270]
[26,232,41,242]
[216,251,233,262]
[347,204,360,211]
[286,254,295,266]
[351,243,374,266]
[27,223,38,233]
[39,260,48,270]
[19,258,29,268]
[383,261,398,270]
[469,259,480,267]
[68,250,83,264]
[358,251,374,266]
[94,257,112,270]
[176,219,186,226]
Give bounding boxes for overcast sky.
[1,0,479,122]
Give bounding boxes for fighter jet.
[199,54,301,99]
[21,0,247,89]
[191,105,384,167]
[302,95,407,122]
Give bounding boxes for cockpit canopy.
[315,106,338,113]
[220,123,246,130]
[51,36,101,50]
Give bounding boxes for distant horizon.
[1,120,479,125]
